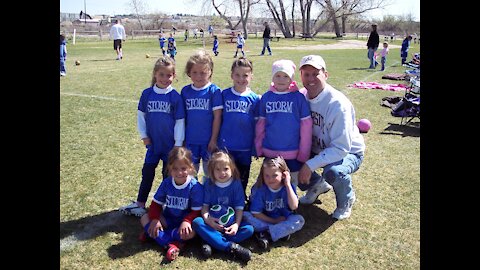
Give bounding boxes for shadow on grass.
[380,122,420,137]
[60,211,156,259]
[89,59,118,62]
[60,204,334,264]
[348,67,371,70]
[59,210,247,265]
[285,202,335,248]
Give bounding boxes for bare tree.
[314,0,390,37]
[208,0,259,38]
[127,0,148,30]
[299,0,318,37]
[265,0,294,38]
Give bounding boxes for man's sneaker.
[332,194,356,220]
[255,232,269,250]
[201,243,212,258]
[118,201,147,217]
[230,242,251,262]
[60,72,66,76]
[299,179,332,205]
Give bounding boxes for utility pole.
[84,0,87,24]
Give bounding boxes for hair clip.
[271,157,281,168]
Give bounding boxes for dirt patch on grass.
[277,39,401,50]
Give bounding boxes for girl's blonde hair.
[207,150,240,183]
[255,156,290,188]
[166,146,196,176]
[150,56,176,87]
[185,50,214,79]
[230,57,253,74]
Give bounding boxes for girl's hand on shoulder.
[224,222,239,236]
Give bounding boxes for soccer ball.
[209,204,235,227]
[75,60,81,66]
[357,118,372,133]
[145,54,150,58]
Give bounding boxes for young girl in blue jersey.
[192,151,254,262]
[233,32,245,58]
[181,50,223,180]
[119,57,186,217]
[139,146,204,261]
[212,35,219,56]
[243,156,305,249]
[218,57,260,200]
[255,59,313,186]
[159,32,166,56]
[167,33,176,60]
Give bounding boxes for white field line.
[61,92,137,103]
[60,211,123,252]
[358,60,401,82]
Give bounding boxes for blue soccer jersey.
[152,175,204,226]
[218,87,260,151]
[159,37,166,48]
[202,178,245,210]
[138,86,185,155]
[258,91,311,151]
[249,183,297,219]
[181,83,223,145]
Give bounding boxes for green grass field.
[60,35,420,269]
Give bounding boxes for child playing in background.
[60,34,67,76]
[255,59,313,187]
[119,57,185,217]
[401,35,413,65]
[139,147,203,261]
[181,50,223,180]
[380,42,389,71]
[192,151,254,262]
[218,57,260,201]
[167,33,177,60]
[243,156,305,249]
[233,32,245,58]
[212,35,219,56]
[159,32,166,56]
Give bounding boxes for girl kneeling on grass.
[139,147,204,261]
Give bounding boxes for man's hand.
[298,164,312,185]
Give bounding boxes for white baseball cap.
[299,55,327,71]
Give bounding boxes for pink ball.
[357,119,372,133]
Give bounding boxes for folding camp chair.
[399,76,420,125]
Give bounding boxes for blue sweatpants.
[143,222,183,247]
[192,217,254,252]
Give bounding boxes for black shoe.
[255,232,269,250]
[201,243,212,258]
[280,234,291,242]
[230,243,251,262]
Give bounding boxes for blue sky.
[60,0,419,21]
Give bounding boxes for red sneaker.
[166,243,180,261]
